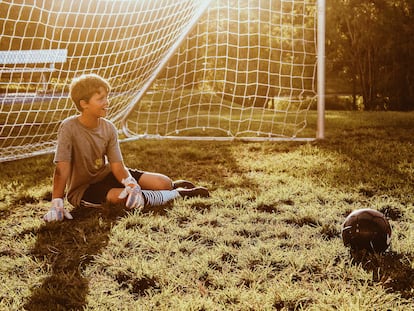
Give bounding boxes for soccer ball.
[341,208,391,253]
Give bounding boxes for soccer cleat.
[177,186,209,198]
[173,180,196,189]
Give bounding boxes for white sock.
[141,190,180,206]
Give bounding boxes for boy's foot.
[173,180,196,189]
[177,187,209,198]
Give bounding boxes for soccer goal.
[0,0,325,163]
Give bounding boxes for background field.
[0,111,413,310]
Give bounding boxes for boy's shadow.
[24,205,128,311]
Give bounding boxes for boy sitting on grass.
[44,74,208,222]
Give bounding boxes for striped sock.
[141,190,180,206]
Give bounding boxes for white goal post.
[0,0,325,163]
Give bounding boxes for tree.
[326,0,414,110]
[382,0,414,110]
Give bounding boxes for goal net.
[0,0,324,163]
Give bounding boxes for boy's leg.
[132,170,173,190]
[107,188,176,207]
[127,171,209,205]
[108,187,209,207]
[83,171,208,208]
[130,169,196,190]
[81,172,122,207]
[139,188,209,206]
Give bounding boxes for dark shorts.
[81,168,144,205]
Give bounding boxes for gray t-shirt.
[54,116,123,207]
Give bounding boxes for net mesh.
[0,0,319,162]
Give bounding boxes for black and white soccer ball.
[341,208,391,253]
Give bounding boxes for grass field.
[0,111,413,310]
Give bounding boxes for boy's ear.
[80,99,88,110]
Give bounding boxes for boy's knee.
[139,173,173,190]
[106,188,125,204]
[156,175,173,190]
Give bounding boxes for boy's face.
[81,87,109,118]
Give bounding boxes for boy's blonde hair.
[69,74,111,111]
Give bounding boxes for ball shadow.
[349,249,414,299]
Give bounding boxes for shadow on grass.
[24,206,126,311]
[316,112,414,197]
[349,249,414,300]
[121,140,265,193]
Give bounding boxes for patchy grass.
[0,111,413,310]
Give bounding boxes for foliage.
[0,111,413,310]
[326,0,414,110]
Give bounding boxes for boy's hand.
[119,177,145,210]
[43,198,73,222]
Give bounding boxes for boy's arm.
[44,161,73,222]
[110,161,130,184]
[52,161,71,199]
